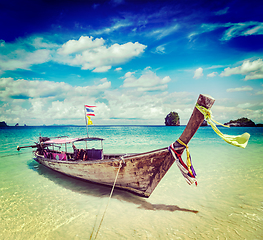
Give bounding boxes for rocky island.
[0,121,8,127]
[224,117,256,127]
[165,112,180,126]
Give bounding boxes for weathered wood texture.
[36,148,173,197]
[175,94,215,153]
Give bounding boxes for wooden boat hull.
[35,147,174,198]
[20,94,215,197]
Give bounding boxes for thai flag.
[85,105,96,116]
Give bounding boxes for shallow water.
[0,126,262,239]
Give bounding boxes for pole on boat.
[84,105,89,138]
[17,144,38,151]
[84,105,96,139]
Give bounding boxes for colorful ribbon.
[168,103,250,186]
[195,103,250,149]
[169,142,197,186]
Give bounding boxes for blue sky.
[0,0,263,126]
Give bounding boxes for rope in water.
[90,160,123,240]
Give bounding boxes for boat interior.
[37,137,127,161]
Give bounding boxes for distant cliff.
[224,117,256,127]
[0,121,8,127]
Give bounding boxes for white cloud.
[115,67,122,71]
[0,76,198,125]
[215,7,229,15]
[96,81,111,89]
[226,86,253,92]
[92,66,112,72]
[101,90,194,124]
[122,68,171,91]
[0,35,147,73]
[30,37,59,49]
[155,45,166,54]
[2,76,263,125]
[0,77,114,125]
[57,36,105,55]
[188,32,197,42]
[0,77,69,99]
[92,20,132,35]
[0,36,58,71]
[220,59,263,80]
[0,77,111,101]
[237,102,255,109]
[123,71,135,78]
[199,21,263,41]
[100,77,108,82]
[148,24,179,40]
[193,67,203,79]
[137,85,168,92]
[56,39,147,72]
[0,49,51,70]
[206,65,225,70]
[221,22,263,41]
[207,72,217,77]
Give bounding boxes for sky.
[0,0,263,126]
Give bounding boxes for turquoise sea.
[0,125,262,239]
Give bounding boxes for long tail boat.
[17,94,215,197]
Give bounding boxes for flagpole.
[84,105,89,138]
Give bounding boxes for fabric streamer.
[169,143,197,186]
[177,138,196,177]
[169,103,250,185]
[87,116,93,125]
[195,103,250,149]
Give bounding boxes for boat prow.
[19,94,215,197]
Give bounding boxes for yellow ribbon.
[177,138,194,176]
[195,104,250,149]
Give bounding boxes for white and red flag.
[85,105,96,117]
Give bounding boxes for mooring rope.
[90,160,123,240]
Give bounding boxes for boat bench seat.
[44,151,67,160]
[87,149,102,160]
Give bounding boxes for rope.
[177,138,194,176]
[90,160,123,240]
[195,103,229,128]
[169,143,197,185]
